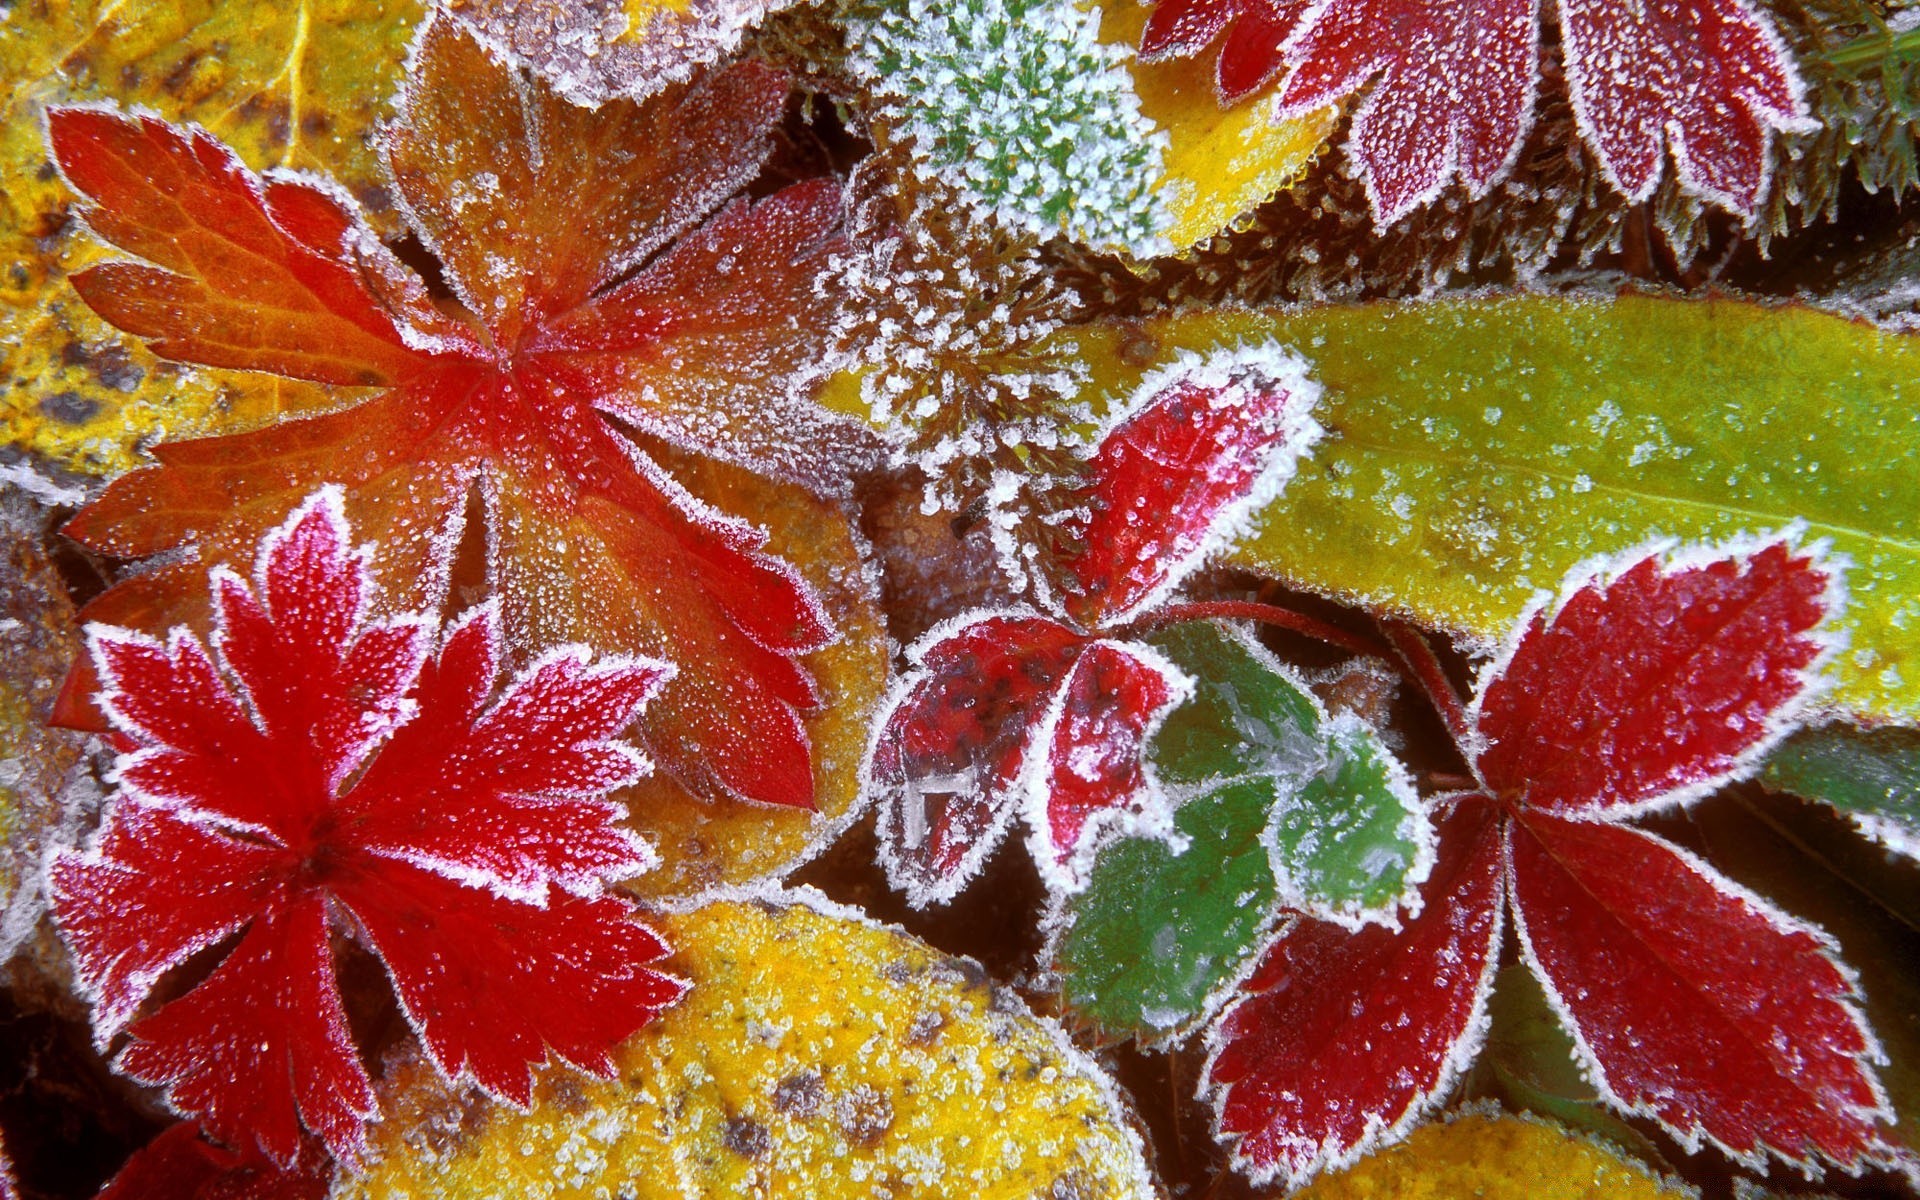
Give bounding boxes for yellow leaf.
[617,445,889,896]
[0,0,423,477]
[1096,1,1334,254]
[346,891,1156,1200]
[1295,1112,1693,1200]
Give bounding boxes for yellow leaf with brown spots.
[1,0,422,477]
[347,891,1156,1200]
[1095,0,1333,254]
[1294,1111,1691,1200]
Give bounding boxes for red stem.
[1133,600,1395,661]
[1380,619,1474,750]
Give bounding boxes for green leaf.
[1046,621,1425,1044]
[1762,722,1920,859]
[1056,294,1920,721]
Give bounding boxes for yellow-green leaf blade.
[1059,295,1920,720]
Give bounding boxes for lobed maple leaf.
[96,1123,331,1200]
[1205,536,1897,1188]
[49,490,686,1166]
[47,13,873,809]
[866,343,1323,903]
[1138,0,1810,224]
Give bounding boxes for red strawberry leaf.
[97,1122,331,1200]
[1560,0,1814,214]
[1204,799,1506,1189]
[1266,0,1541,226]
[870,612,1084,904]
[1510,813,1891,1171]
[1031,639,1190,881]
[1062,342,1321,628]
[49,14,866,810]
[50,491,682,1164]
[1473,539,1834,820]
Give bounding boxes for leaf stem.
[1822,24,1920,72]
[1137,600,1395,660]
[1380,619,1475,750]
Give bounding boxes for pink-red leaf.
[1035,640,1188,876]
[1269,0,1540,226]
[870,613,1084,903]
[1473,541,1832,819]
[1509,813,1891,1170]
[1560,0,1813,213]
[1205,800,1505,1188]
[50,491,679,1164]
[1140,0,1314,102]
[1062,344,1320,627]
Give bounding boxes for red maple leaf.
[867,345,1323,902]
[1138,0,1808,224]
[50,490,686,1166]
[1205,538,1896,1188]
[47,14,872,809]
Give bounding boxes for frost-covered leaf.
[49,492,682,1163]
[1762,723,1920,861]
[1475,540,1835,819]
[48,17,876,817]
[1062,342,1321,626]
[1204,800,1505,1189]
[1102,0,1334,251]
[96,1122,331,1200]
[1270,0,1540,227]
[1139,0,1311,102]
[1560,0,1814,214]
[450,0,798,104]
[845,0,1173,257]
[1510,814,1891,1171]
[0,497,92,961]
[1292,1110,1692,1200]
[0,0,421,477]
[1060,296,1920,722]
[344,891,1156,1200]
[1047,620,1426,1043]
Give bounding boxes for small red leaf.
[1270,0,1540,225]
[1036,640,1187,878]
[50,490,680,1163]
[97,1123,331,1200]
[1510,813,1891,1170]
[1560,0,1812,213]
[871,613,1084,902]
[1063,344,1320,627]
[1205,800,1505,1188]
[1474,541,1832,819]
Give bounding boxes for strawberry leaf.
[1267,0,1540,226]
[1474,540,1836,820]
[1560,0,1814,214]
[1204,799,1505,1189]
[1062,342,1321,627]
[870,612,1084,904]
[1510,813,1891,1171]
[49,15,866,811]
[1762,723,1920,862]
[50,491,682,1163]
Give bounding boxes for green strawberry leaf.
[1046,621,1427,1044]
[1762,723,1920,860]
